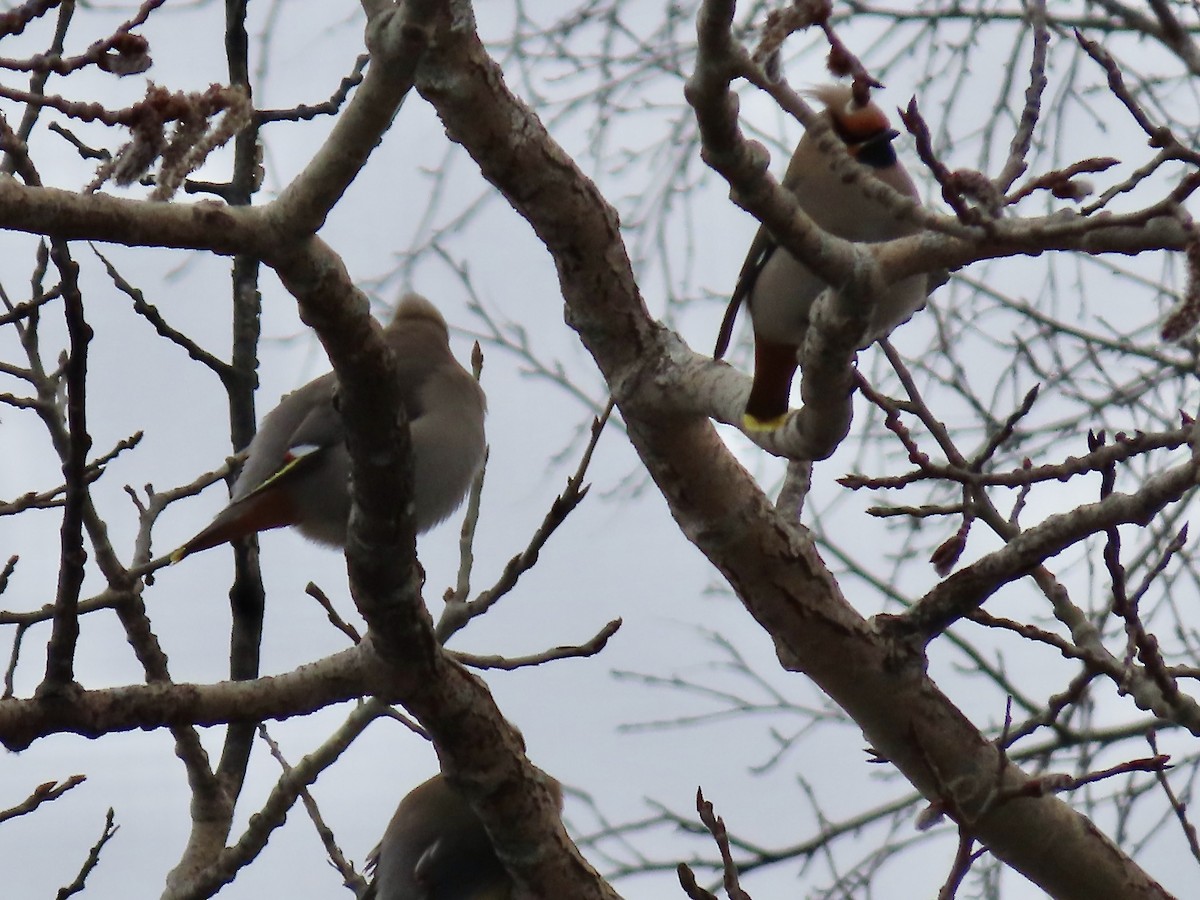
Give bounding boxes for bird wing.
[359,840,382,900]
[714,225,777,359]
[229,376,345,502]
[411,837,448,899]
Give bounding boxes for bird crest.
[805,84,892,146]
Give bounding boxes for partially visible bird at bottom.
[171,293,486,562]
[365,774,563,900]
[714,83,929,432]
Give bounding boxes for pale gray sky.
[1,2,1196,898]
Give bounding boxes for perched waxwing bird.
[171,293,486,562]
[366,773,563,900]
[714,83,927,431]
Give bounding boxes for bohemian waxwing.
[366,773,563,900]
[714,84,927,431]
[172,293,486,561]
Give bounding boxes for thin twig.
[56,808,119,899]
[451,619,622,671]
[0,774,86,823]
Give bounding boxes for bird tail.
[743,337,799,431]
[717,233,775,360]
[713,291,745,360]
[170,490,297,563]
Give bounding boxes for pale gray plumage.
[715,84,927,430]
[367,774,559,900]
[173,293,485,561]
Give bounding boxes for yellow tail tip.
[743,411,789,432]
[168,546,188,565]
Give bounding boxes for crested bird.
[366,773,562,900]
[171,293,486,562]
[714,84,927,431]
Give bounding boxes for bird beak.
[867,128,900,145]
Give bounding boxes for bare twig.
[693,787,754,900]
[56,808,119,899]
[993,0,1049,194]
[305,583,362,644]
[258,725,366,893]
[436,401,612,642]
[0,774,86,823]
[1147,731,1200,864]
[91,245,234,382]
[255,53,369,123]
[451,619,622,671]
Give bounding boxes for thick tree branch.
[0,646,371,751]
[404,0,1176,896]
[268,2,429,237]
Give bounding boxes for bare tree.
[2,1,1200,898]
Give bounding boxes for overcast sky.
[1,2,1196,898]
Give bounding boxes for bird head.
[805,84,899,166]
[390,292,450,335]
